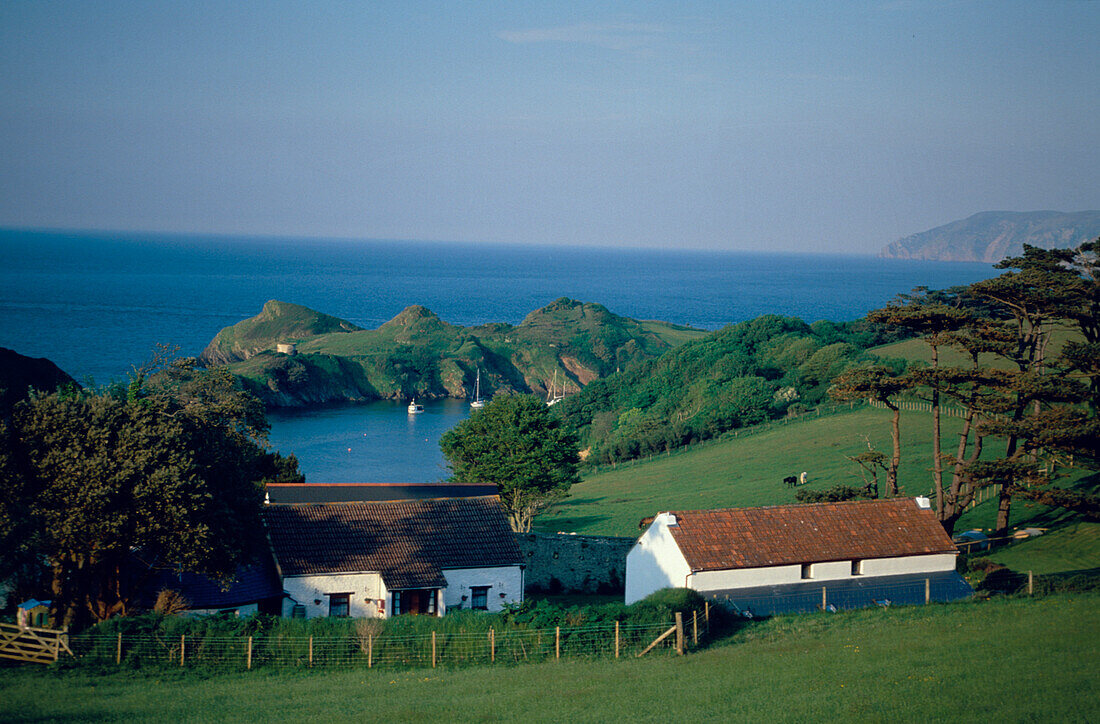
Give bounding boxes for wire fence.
[707,576,971,619]
[68,618,702,672]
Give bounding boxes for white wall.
[690,564,805,590]
[441,566,524,613]
[687,553,958,593]
[282,572,387,619]
[624,516,691,604]
[861,553,956,576]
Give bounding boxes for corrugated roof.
[665,498,956,571]
[262,496,522,589]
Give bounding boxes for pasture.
[1,593,1096,722]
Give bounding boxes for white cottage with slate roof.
[262,496,524,618]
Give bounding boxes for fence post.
[368,634,372,668]
[432,631,437,668]
[925,578,930,604]
[704,601,710,633]
[675,612,684,655]
[693,610,698,646]
[180,634,185,667]
[555,627,560,660]
[247,636,253,670]
[1028,571,1034,595]
[309,635,313,667]
[116,632,122,665]
[821,587,827,611]
[490,628,495,663]
[614,621,620,658]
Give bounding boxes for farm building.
[263,496,524,618]
[625,497,972,615]
[139,558,285,617]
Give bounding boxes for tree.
[836,242,1100,536]
[867,297,973,517]
[440,394,580,532]
[828,365,909,496]
[0,360,298,629]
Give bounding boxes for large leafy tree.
[0,360,299,629]
[440,394,580,532]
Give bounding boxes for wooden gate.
[0,622,73,664]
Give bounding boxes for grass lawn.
[539,404,1100,574]
[986,521,1100,575]
[539,406,975,537]
[2,593,1097,722]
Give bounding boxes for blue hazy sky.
[1,1,1097,253]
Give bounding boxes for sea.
[0,228,998,483]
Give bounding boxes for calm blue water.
[0,228,997,482]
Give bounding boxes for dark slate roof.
[705,571,973,617]
[266,483,498,505]
[262,496,522,589]
[665,498,956,572]
[140,555,283,610]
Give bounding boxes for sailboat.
[546,370,565,406]
[470,368,487,409]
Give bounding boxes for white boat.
[407,398,424,414]
[546,370,565,406]
[470,368,487,409]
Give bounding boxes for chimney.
[915,496,931,509]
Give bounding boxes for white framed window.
[470,586,490,610]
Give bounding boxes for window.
[851,560,863,576]
[800,563,813,580]
[392,589,439,616]
[471,586,490,610]
[328,593,350,617]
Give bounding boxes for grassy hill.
[539,405,954,537]
[3,593,1097,721]
[206,298,706,407]
[538,403,1100,574]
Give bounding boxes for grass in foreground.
[2,593,1097,722]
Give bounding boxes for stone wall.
[518,533,635,594]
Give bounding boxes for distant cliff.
[880,211,1100,262]
[206,298,706,408]
[0,347,76,414]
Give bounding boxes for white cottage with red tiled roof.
[263,496,524,619]
[625,497,971,614]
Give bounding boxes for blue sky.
[1,1,1097,253]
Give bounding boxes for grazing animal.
[783,475,798,487]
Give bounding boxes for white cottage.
[625,497,970,613]
[263,496,524,618]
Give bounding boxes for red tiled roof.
[664,498,956,571]
[262,496,522,589]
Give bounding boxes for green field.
[540,405,975,537]
[2,593,1097,722]
[538,404,1100,574]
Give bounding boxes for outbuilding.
[263,495,524,618]
[625,497,971,615]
